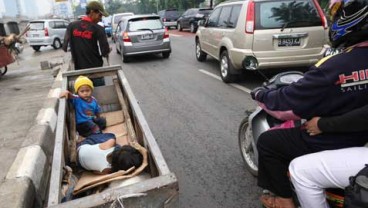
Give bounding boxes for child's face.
[77,85,92,100]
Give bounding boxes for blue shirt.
[70,95,101,124]
[79,133,116,147]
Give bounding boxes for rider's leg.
[289,147,368,208]
[257,127,313,198]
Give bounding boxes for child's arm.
[59,90,73,99]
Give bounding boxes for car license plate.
[33,34,39,37]
[141,34,153,40]
[278,38,300,47]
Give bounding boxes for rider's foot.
[260,194,296,208]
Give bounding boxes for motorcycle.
[238,71,344,207]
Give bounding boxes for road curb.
[0,58,70,208]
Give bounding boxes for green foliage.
[72,0,206,16]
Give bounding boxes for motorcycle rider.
[289,104,368,208]
[251,0,368,207]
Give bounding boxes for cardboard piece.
[103,123,129,146]
[101,111,125,126]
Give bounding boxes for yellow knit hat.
[74,76,94,92]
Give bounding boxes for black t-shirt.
[63,18,110,70]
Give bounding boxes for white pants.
[289,147,368,208]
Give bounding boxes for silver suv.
[26,19,69,51]
[195,0,329,83]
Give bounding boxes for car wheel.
[190,23,196,33]
[52,38,61,49]
[162,52,170,58]
[32,46,41,52]
[116,44,120,54]
[220,50,237,83]
[0,66,8,77]
[122,55,130,63]
[195,40,207,62]
[177,23,183,31]
[238,116,258,176]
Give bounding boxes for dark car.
[177,8,212,33]
[158,9,180,29]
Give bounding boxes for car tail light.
[122,32,131,42]
[164,28,169,39]
[313,0,328,29]
[245,0,255,34]
[44,27,49,36]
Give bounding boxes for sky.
[1,0,54,18]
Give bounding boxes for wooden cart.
[0,45,14,77]
[48,65,178,207]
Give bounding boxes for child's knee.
[95,117,106,130]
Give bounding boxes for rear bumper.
[230,46,328,70]
[123,41,171,56]
[27,37,53,46]
[164,21,177,27]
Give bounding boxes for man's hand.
[250,87,264,100]
[305,117,322,136]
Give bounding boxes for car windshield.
[165,11,179,18]
[29,22,45,30]
[198,9,212,15]
[256,0,322,29]
[128,18,164,31]
[114,14,132,24]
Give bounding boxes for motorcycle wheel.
[238,116,258,176]
[0,66,8,77]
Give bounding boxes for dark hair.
[86,7,91,15]
[111,145,143,172]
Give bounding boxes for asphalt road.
[109,30,264,208]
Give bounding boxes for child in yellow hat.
[60,76,106,137]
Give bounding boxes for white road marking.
[169,34,183,37]
[199,69,252,94]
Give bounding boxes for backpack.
[344,164,368,208]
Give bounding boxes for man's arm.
[96,27,110,57]
[254,67,331,119]
[62,24,71,52]
[318,105,368,133]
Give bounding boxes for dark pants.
[257,127,313,198]
[76,117,106,137]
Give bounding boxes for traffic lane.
[167,29,309,91]
[169,30,266,92]
[108,36,261,207]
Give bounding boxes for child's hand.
[305,117,322,136]
[59,90,70,99]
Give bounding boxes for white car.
[26,19,69,51]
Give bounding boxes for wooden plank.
[69,104,77,163]
[49,173,178,208]
[62,65,120,77]
[113,79,137,142]
[117,70,171,175]
[48,78,68,206]
[93,85,119,106]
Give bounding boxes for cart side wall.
[48,66,178,207]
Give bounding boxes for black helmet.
[329,0,368,48]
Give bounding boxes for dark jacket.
[318,105,368,133]
[63,17,109,70]
[255,46,368,151]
